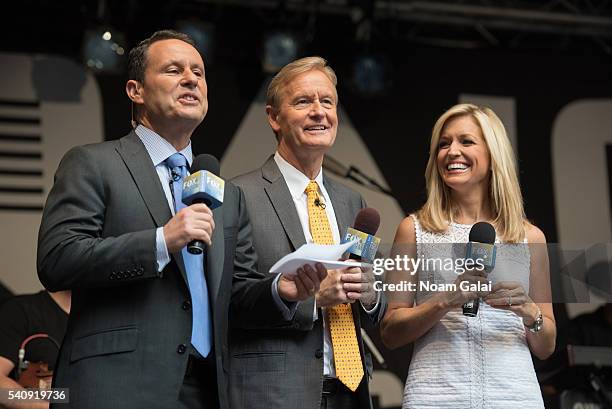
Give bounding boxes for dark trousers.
[178,353,219,409]
[320,377,359,409]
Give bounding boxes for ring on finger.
[507,296,512,306]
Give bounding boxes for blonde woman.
[380,104,556,409]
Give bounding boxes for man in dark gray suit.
[230,57,386,409]
[37,31,323,409]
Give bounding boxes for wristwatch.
[524,308,543,333]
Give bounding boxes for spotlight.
[176,20,215,63]
[262,32,299,74]
[82,27,126,74]
[351,54,388,96]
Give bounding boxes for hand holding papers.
[270,240,369,275]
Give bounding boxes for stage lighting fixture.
[352,55,387,96]
[82,28,126,74]
[262,32,299,74]
[176,21,215,62]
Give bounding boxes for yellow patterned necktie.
[305,180,364,392]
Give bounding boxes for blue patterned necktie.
[166,152,212,357]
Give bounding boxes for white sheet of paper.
[269,240,371,275]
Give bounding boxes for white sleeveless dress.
[402,215,544,409]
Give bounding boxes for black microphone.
[181,154,224,254]
[462,221,496,317]
[343,208,381,263]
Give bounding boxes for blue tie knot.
[166,153,188,181]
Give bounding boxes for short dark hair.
[128,30,197,83]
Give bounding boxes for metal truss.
[375,0,612,52]
[194,0,612,52]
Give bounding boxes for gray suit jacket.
[229,156,386,409]
[37,132,283,409]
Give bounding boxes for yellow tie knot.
[305,180,318,194]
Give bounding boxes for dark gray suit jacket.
[229,156,386,409]
[37,132,283,409]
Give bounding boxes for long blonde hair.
[417,103,526,243]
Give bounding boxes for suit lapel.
[206,205,224,306]
[262,156,306,251]
[116,131,172,228]
[324,174,352,238]
[115,132,189,282]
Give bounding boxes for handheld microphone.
[462,221,496,317]
[182,154,224,254]
[342,208,381,263]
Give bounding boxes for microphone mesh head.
[469,222,496,244]
[353,208,380,235]
[191,154,220,175]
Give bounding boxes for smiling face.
[268,69,338,159]
[436,114,491,193]
[134,39,208,134]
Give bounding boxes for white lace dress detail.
[402,215,543,409]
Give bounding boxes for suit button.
[315,349,323,359]
[182,301,192,311]
[177,344,187,354]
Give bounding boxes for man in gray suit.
[37,31,323,409]
[230,57,386,409]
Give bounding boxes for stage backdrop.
[1,46,612,408]
[0,53,103,294]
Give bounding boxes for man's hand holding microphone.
[316,208,381,309]
[163,154,222,254]
[276,208,381,305]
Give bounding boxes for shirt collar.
[274,151,324,200]
[135,124,193,167]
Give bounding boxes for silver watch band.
[524,309,543,333]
